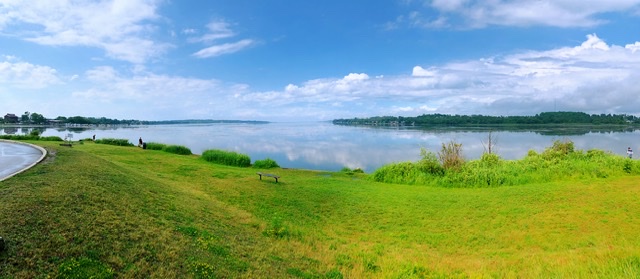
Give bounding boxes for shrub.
[253,158,280,169]
[0,134,39,140]
[438,140,465,171]
[542,139,574,160]
[95,138,133,146]
[417,148,444,176]
[340,167,365,175]
[145,142,167,150]
[39,136,64,142]
[202,149,251,167]
[163,145,192,155]
[480,152,501,167]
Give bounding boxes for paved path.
[0,140,47,181]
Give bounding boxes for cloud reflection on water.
[3,122,638,172]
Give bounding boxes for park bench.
[256,172,280,183]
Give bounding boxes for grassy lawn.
[1,141,640,278]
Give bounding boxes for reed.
[163,145,192,155]
[94,138,133,146]
[201,149,251,167]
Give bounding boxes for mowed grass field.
[1,141,640,278]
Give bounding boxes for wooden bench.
[256,172,280,183]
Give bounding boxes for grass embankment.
[1,141,640,278]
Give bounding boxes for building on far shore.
[3,113,18,123]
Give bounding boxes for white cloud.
[232,34,640,120]
[61,66,253,119]
[343,73,370,81]
[188,20,236,43]
[4,33,638,121]
[0,59,61,89]
[0,0,168,64]
[412,66,437,77]
[627,42,640,53]
[192,39,255,58]
[400,0,640,28]
[189,19,256,58]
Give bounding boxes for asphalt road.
[0,141,46,181]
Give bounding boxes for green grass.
[201,149,251,167]
[373,140,640,187]
[1,141,640,278]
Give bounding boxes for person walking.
[627,147,633,159]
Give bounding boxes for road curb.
[0,140,48,182]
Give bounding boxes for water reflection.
[2,123,638,172]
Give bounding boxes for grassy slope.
[1,141,640,278]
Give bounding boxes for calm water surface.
[3,122,639,172]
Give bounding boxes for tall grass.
[163,145,192,155]
[201,149,251,167]
[144,142,166,150]
[94,138,133,146]
[373,139,640,187]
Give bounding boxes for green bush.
[163,145,192,155]
[40,136,64,142]
[145,142,167,150]
[253,158,280,169]
[201,149,251,167]
[95,138,133,146]
[373,139,640,188]
[0,134,39,140]
[340,167,365,175]
[417,148,445,176]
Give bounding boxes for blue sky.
[1,0,639,121]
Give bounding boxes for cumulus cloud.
[395,0,640,28]
[232,34,640,120]
[0,0,168,64]
[0,59,61,89]
[62,66,259,119]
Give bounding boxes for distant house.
[3,113,18,123]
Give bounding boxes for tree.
[21,111,30,124]
[30,113,47,124]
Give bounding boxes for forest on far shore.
[332,111,640,126]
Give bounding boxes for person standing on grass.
[627,147,633,159]
[139,137,143,147]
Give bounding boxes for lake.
[2,122,639,172]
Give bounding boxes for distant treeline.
[54,116,141,125]
[138,119,269,125]
[333,112,640,126]
[2,112,268,126]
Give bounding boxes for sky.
[0,0,639,122]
